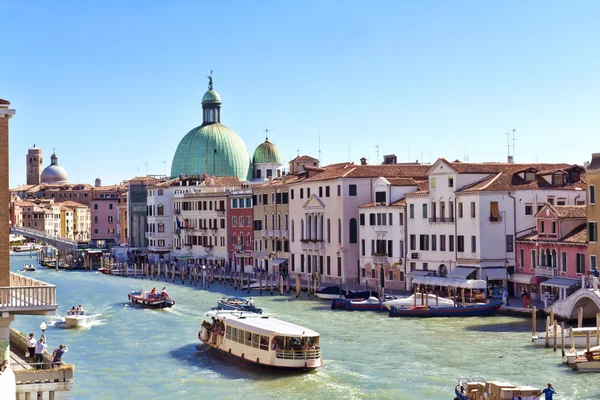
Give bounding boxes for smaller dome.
[202,90,221,104]
[253,139,282,164]
[40,152,68,184]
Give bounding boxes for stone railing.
[281,230,289,239]
[301,241,324,251]
[535,266,556,277]
[0,273,58,314]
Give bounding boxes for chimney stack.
[360,157,367,166]
[95,178,102,187]
[588,153,600,171]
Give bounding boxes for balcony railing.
[217,210,225,216]
[261,229,267,237]
[372,254,388,264]
[301,241,324,251]
[281,229,289,239]
[272,230,281,238]
[489,216,503,222]
[428,217,455,223]
[276,349,321,360]
[1,273,58,314]
[268,230,274,237]
[535,266,556,277]
[174,209,181,215]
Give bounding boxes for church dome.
[41,152,68,184]
[253,139,282,164]
[170,76,251,181]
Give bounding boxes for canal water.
[9,254,598,399]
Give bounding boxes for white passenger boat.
[199,310,322,370]
[64,310,89,328]
[532,326,600,348]
[12,243,40,252]
[382,293,455,310]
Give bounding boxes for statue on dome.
[207,69,213,90]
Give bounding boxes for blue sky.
[2,1,599,187]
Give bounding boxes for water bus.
[12,242,40,252]
[199,310,322,370]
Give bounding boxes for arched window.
[232,216,237,227]
[263,215,267,230]
[327,219,331,243]
[338,218,342,244]
[232,233,237,246]
[247,233,251,246]
[272,214,275,230]
[246,216,251,226]
[300,219,304,240]
[546,249,552,267]
[239,232,244,245]
[552,250,557,268]
[349,218,357,243]
[540,249,546,266]
[307,215,312,240]
[291,220,295,242]
[157,204,164,216]
[285,214,289,230]
[94,216,98,223]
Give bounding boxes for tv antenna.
[375,145,379,162]
[511,129,516,161]
[505,132,510,159]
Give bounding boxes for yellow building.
[59,204,75,240]
[587,153,600,270]
[61,201,91,243]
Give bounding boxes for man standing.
[34,338,47,369]
[535,383,556,400]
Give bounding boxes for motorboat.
[128,290,174,308]
[315,286,347,300]
[382,293,455,310]
[64,310,90,328]
[217,297,262,314]
[454,377,541,400]
[199,309,322,370]
[12,243,40,252]
[532,326,600,348]
[346,290,378,300]
[388,301,503,318]
[331,295,396,311]
[23,264,36,272]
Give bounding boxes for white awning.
[509,273,535,284]
[207,255,225,261]
[483,267,507,281]
[252,252,269,259]
[234,253,252,258]
[541,277,580,288]
[447,266,477,279]
[411,276,487,290]
[270,258,288,266]
[407,270,434,277]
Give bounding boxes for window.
[399,240,404,258]
[506,235,513,252]
[349,218,357,243]
[327,219,331,243]
[325,186,330,197]
[589,222,598,242]
[561,252,567,273]
[387,240,393,257]
[551,221,556,234]
[490,202,500,221]
[557,199,566,206]
[539,221,545,233]
[389,213,393,225]
[375,191,386,203]
[300,188,304,199]
[94,228,98,234]
[458,203,463,218]
[232,199,238,208]
[109,204,113,210]
[457,236,464,252]
[326,256,331,275]
[552,175,564,186]
[525,204,533,215]
[307,188,311,198]
[576,253,585,274]
[547,197,555,205]
[319,187,323,197]
[470,202,476,218]
[410,234,416,250]
[399,213,404,225]
[429,177,436,189]
[360,214,365,226]
[337,219,341,243]
[422,204,428,219]
[349,184,357,196]
[409,204,414,219]
[440,235,446,251]
[291,189,294,200]
[94,216,98,223]
[531,250,536,268]
[590,185,596,204]
[369,213,376,226]
[448,177,454,187]
[592,255,597,271]
[337,257,342,276]
[232,216,237,227]
[519,249,524,269]
[419,234,429,251]
[361,239,365,256]
[449,235,454,252]
[371,269,376,279]
[158,223,164,233]
[337,185,341,196]
[431,235,437,251]
[94,204,98,210]
[471,236,476,252]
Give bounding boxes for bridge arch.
[567,291,600,320]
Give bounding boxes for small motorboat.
[331,295,396,311]
[23,264,36,272]
[389,301,503,318]
[64,310,90,328]
[382,293,455,310]
[315,286,347,300]
[346,290,378,299]
[128,290,175,308]
[217,297,262,313]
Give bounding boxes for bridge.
[10,226,79,250]
[546,288,600,319]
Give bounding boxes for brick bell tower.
[0,99,15,286]
[26,145,42,185]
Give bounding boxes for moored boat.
[532,326,600,348]
[199,310,322,370]
[382,293,455,310]
[315,286,347,300]
[128,290,174,308]
[454,377,541,400]
[23,264,36,272]
[331,295,396,311]
[64,310,90,328]
[98,267,111,274]
[389,301,503,318]
[217,297,262,314]
[12,243,40,252]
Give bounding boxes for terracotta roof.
[291,155,319,162]
[359,202,375,208]
[259,174,305,187]
[301,163,430,183]
[516,231,538,241]
[60,201,88,208]
[549,205,587,219]
[387,178,420,186]
[96,184,127,191]
[562,224,587,243]
[390,198,407,207]
[0,99,10,105]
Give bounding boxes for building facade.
[587,153,600,274]
[127,177,156,248]
[91,185,126,247]
[229,189,254,272]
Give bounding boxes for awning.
[207,255,225,261]
[541,277,580,288]
[234,253,252,258]
[175,255,194,260]
[251,252,269,259]
[447,266,477,279]
[509,273,535,284]
[411,276,487,289]
[407,270,435,277]
[483,267,507,281]
[270,258,288,266]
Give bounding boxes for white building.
[288,162,429,285]
[405,158,586,295]
[146,178,182,260]
[358,177,426,291]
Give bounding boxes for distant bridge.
[546,288,600,319]
[10,226,79,250]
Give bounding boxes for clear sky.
[2,0,599,187]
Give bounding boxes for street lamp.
[40,321,47,341]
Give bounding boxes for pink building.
[514,203,587,303]
[91,185,127,247]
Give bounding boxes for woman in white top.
[26,333,36,361]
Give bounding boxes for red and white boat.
[128,290,174,308]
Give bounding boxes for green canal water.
[9,254,598,399]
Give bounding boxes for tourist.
[27,333,36,361]
[161,287,168,298]
[521,288,529,308]
[249,298,255,308]
[51,344,68,368]
[151,288,157,298]
[77,304,84,314]
[502,288,509,306]
[534,383,556,400]
[34,338,47,369]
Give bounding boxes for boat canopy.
[411,276,487,289]
[206,310,319,337]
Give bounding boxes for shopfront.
[482,267,507,299]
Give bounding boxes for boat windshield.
[273,335,320,359]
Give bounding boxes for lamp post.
[40,321,47,342]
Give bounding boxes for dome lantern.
[202,71,221,125]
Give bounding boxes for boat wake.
[47,314,105,329]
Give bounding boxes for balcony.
[260,229,267,237]
[535,266,556,277]
[410,252,419,259]
[372,254,388,264]
[272,230,281,238]
[217,210,225,217]
[1,273,58,315]
[428,217,455,223]
[203,244,214,251]
[281,230,289,239]
[489,216,503,222]
[300,240,324,251]
[268,230,274,237]
[174,209,181,215]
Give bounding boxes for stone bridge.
[546,288,600,320]
[10,226,79,251]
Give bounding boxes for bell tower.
[26,145,42,185]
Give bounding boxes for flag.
[176,217,182,229]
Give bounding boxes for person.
[502,288,509,306]
[70,306,76,312]
[249,297,255,308]
[34,338,47,369]
[161,287,168,298]
[27,333,36,361]
[150,288,157,298]
[522,288,529,308]
[51,344,68,368]
[534,383,556,400]
[0,360,8,375]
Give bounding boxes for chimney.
[281,175,286,184]
[588,153,600,171]
[268,176,273,184]
[507,155,514,164]
[360,157,367,166]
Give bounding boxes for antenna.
[318,128,322,162]
[408,145,410,163]
[512,129,516,161]
[263,127,275,140]
[145,163,148,176]
[375,145,379,163]
[505,132,510,159]
[296,148,300,157]
[420,151,423,163]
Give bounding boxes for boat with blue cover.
[331,295,396,311]
[217,297,262,314]
[389,301,503,318]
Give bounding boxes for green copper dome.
[253,139,282,164]
[171,124,251,180]
[202,89,221,104]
